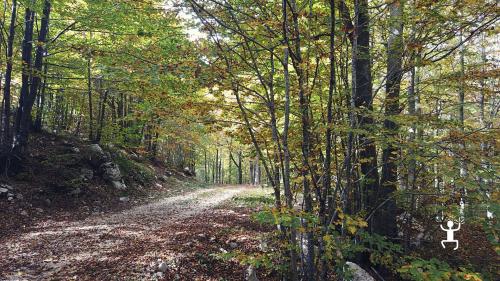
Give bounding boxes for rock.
[80,168,94,181]
[112,180,127,190]
[85,144,108,168]
[155,183,162,188]
[100,162,122,181]
[8,196,13,201]
[157,262,168,272]
[0,187,8,194]
[345,262,375,281]
[183,167,195,177]
[21,210,28,216]
[229,242,238,249]
[246,265,259,281]
[1,184,13,190]
[100,162,126,190]
[69,188,82,196]
[259,239,268,252]
[119,196,129,202]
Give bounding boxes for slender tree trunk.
[2,0,16,148]
[87,34,94,141]
[95,89,109,143]
[34,63,49,132]
[289,0,314,278]
[14,7,36,151]
[238,151,243,184]
[379,0,404,239]
[215,149,219,184]
[353,0,379,223]
[319,1,336,279]
[281,18,298,278]
[205,149,209,183]
[458,34,467,219]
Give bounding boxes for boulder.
[99,161,126,190]
[246,266,259,281]
[0,184,14,199]
[157,262,168,272]
[100,162,122,181]
[183,167,195,177]
[112,180,127,190]
[85,144,108,168]
[345,262,375,281]
[0,184,13,190]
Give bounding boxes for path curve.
[0,185,249,280]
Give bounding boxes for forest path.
[0,185,249,280]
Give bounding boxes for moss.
[231,188,275,208]
[113,153,155,184]
[42,153,83,169]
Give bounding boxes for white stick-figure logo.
[440,220,460,250]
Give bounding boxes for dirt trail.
[0,185,248,280]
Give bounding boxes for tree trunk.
[379,0,404,239]
[2,0,16,147]
[319,1,336,279]
[352,0,380,223]
[34,63,49,132]
[87,34,94,141]
[289,0,314,278]
[95,89,109,143]
[14,6,38,151]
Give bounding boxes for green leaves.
[398,258,483,281]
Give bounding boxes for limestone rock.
[100,162,126,189]
[85,144,108,168]
[246,266,259,281]
[157,262,168,272]
[112,180,127,190]
[100,162,122,181]
[345,262,375,281]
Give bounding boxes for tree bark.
[14,6,37,151]
[379,0,404,239]
[353,0,380,221]
[2,0,16,147]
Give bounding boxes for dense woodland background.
[0,0,498,280]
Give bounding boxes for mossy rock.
[43,153,84,168]
[114,154,154,184]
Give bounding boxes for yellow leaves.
[335,212,368,235]
[347,225,357,235]
[462,274,482,281]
